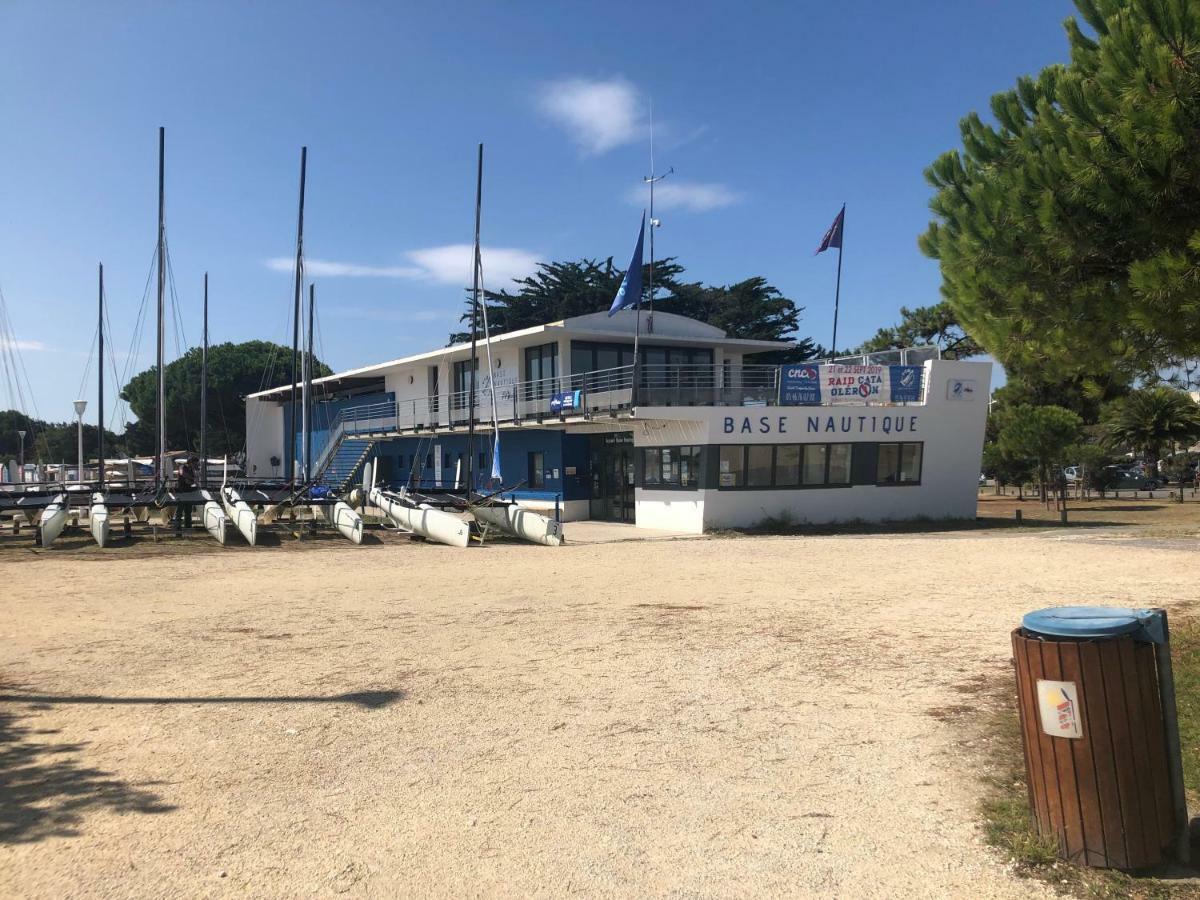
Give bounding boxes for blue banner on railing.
[778,364,822,405]
[779,363,923,405]
[550,390,582,413]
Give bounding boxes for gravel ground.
[2,524,1197,898]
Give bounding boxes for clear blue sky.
[0,0,1074,428]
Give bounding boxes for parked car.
[1063,466,1080,484]
[1104,466,1162,490]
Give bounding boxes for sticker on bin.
[1037,680,1082,739]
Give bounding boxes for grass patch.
[976,618,1200,898]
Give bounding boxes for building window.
[719,446,744,488]
[747,445,773,487]
[479,452,487,471]
[877,442,923,485]
[776,445,801,486]
[715,443,857,490]
[829,444,853,485]
[452,359,478,410]
[802,444,827,485]
[639,445,701,490]
[528,451,545,489]
[524,342,559,400]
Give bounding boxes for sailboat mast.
[465,142,482,498]
[97,262,105,490]
[200,272,208,488]
[304,283,314,482]
[288,146,307,484]
[155,126,166,487]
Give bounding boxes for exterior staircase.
[321,439,375,492]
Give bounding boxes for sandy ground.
[2,513,1198,898]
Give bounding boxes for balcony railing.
[311,357,931,479]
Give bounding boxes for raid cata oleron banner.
[778,363,923,406]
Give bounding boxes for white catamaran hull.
[38,494,68,547]
[202,497,228,545]
[221,488,257,546]
[89,493,110,548]
[370,488,469,548]
[472,503,564,547]
[325,501,363,544]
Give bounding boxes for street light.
[16,430,25,483]
[73,400,87,485]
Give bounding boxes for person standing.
[175,454,198,536]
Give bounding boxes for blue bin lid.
[1022,606,1164,642]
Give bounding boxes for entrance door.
[589,434,634,523]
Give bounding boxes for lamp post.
[17,430,25,483]
[73,400,87,485]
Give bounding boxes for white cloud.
[265,258,423,278]
[626,180,744,213]
[0,338,47,351]
[538,77,643,155]
[407,245,541,287]
[264,245,541,288]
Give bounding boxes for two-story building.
[244,310,991,533]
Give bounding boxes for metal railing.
[312,358,931,478]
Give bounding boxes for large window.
[746,445,773,487]
[528,451,545,489]
[524,342,558,400]
[641,446,702,489]
[718,446,744,488]
[716,443,855,490]
[452,359,478,410]
[877,442,923,485]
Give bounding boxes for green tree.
[921,0,1200,388]
[998,404,1083,501]
[858,302,983,359]
[1101,386,1200,477]
[981,439,1035,497]
[450,257,816,362]
[0,409,121,467]
[120,340,331,457]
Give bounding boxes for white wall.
[633,359,992,530]
[634,491,705,533]
[245,397,283,478]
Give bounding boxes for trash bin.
[1012,607,1188,869]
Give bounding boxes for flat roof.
[248,311,791,402]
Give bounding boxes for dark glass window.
[877,442,923,485]
[776,445,801,486]
[719,446,744,488]
[802,444,827,485]
[747,445,773,486]
[528,451,545,489]
[829,444,853,485]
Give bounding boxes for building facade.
[245,311,991,533]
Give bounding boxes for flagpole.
[830,204,844,354]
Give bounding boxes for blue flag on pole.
[490,433,502,483]
[815,205,844,254]
[608,212,646,316]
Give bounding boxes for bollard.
[1015,508,1023,524]
[1060,508,1068,525]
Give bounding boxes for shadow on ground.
[0,706,175,844]
[0,688,402,843]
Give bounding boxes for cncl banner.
[779,363,923,406]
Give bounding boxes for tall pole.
[73,400,87,485]
[465,143,482,499]
[200,272,208,488]
[155,126,166,488]
[97,263,105,489]
[831,204,845,355]
[641,108,672,404]
[304,283,314,481]
[17,430,25,481]
[288,146,307,484]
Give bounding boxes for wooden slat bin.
[1012,627,1179,868]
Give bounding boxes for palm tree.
[1103,387,1200,478]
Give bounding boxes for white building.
[245,310,991,533]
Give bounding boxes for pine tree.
[921,0,1200,386]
